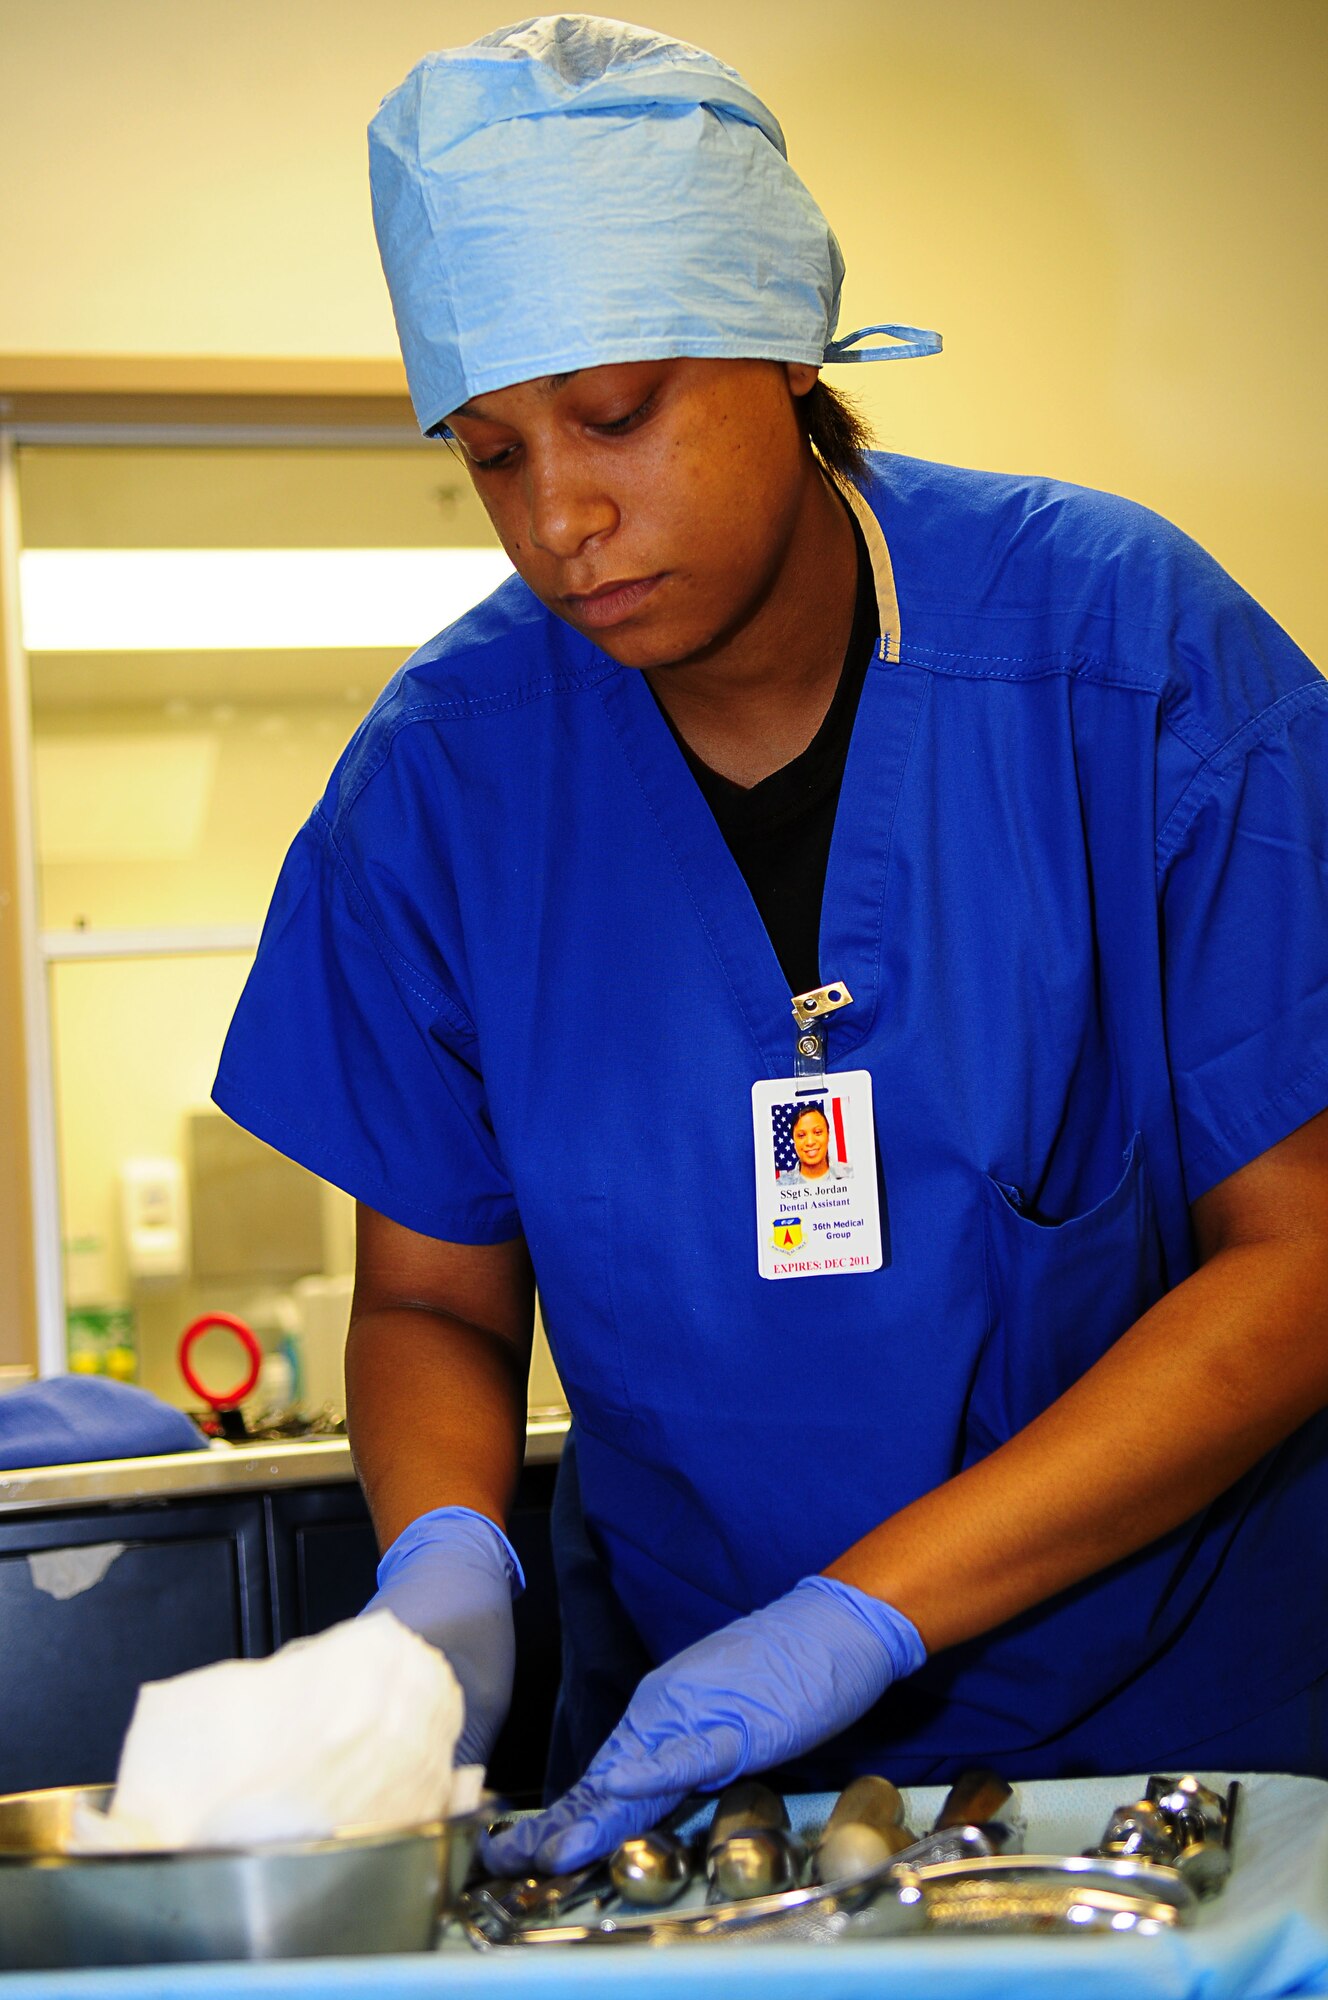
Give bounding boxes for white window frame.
[0,409,429,1375]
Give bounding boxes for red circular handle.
[178,1314,262,1410]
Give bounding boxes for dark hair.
[791,1104,830,1133]
[803,378,875,488]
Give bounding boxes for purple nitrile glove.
[481,1574,925,1875]
[364,1504,525,1769]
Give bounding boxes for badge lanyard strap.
[791,981,853,1079]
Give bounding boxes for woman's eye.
[469,443,518,472]
[590,393,656,437]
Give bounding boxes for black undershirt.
[656,511,878,996]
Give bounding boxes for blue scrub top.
[214,454,1328,1777]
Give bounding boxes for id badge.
[751,1071,883,1280]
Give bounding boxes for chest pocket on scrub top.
[963,1133,1165,1466]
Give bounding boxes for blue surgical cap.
[369,14,941,436]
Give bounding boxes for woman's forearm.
[345,1304,530,1552]
[826,1232,1328,1651]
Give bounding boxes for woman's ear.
[784,362,821,399]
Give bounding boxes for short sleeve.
[1160,677,1328,1202]
[213,810,521,1243]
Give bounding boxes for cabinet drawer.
[0,1501,270,1793]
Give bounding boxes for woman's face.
[444,357,821,674]
[792,1109,830,1172]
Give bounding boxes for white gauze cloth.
[71,1611,476,1852]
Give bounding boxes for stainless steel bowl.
[0,1783,483,1970]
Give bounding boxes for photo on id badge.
[751,1072,884,1280]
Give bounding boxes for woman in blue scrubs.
[214,16,1328,1873]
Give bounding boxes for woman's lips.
[563,574,664,629]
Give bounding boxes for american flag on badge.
[771,1096,849,1177]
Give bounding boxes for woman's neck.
[645,468,859,789]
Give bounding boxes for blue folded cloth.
[0,1376,207,1470]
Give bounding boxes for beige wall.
[2,0,1324,657]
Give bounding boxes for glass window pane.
[23,440,562,1417]
[33,696,374,932]
[20,444,506,935]
[50,950,358,1408]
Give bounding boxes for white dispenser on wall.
[120,1157,190,1282]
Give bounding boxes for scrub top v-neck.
[594,477,915,1084]
[653,504,880,998]
[215,452,1328,1785]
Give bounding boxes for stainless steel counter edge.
[0,1413,569,1514]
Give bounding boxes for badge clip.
[791,981,853,1078]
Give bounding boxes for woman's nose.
[525,455,617,558]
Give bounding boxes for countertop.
[0,1409,569,1516]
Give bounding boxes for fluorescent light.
[19,548,515,652]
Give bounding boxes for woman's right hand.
[365,1504,524,1767]
[482,1574,924,1874]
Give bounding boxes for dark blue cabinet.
[0,1465,559,1804]
[0,1500,270,1795]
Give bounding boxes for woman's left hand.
[480,1575,925,1874]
